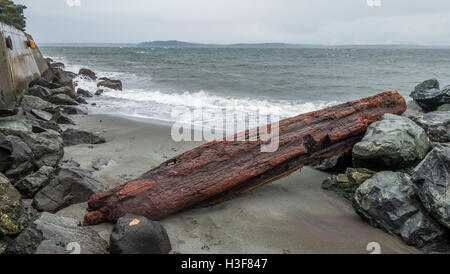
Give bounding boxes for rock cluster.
[320,79,450,253]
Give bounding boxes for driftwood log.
[84,91,407,225]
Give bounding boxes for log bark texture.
[84,91,407,225]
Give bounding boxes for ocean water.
[40,46,450,124]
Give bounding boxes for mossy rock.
[322,168,376,200]
[0,173,27,235]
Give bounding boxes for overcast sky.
[14,0,450,45]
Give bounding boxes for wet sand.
[56,114,418,254]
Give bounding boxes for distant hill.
[138,40,309,48]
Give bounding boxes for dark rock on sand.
[313,153,352,173]
[33,161,104,212]
[52,111,77,125]
[59,105,88,115]
[79,68,97,80]
[410,79,450,112]
[61,128,106,146]
[95,89,104,96]
[47,94,79,106]
[92,158,110,171]
[322,168,376,200]
[97,79,123,91]
[14,166,55,198]
[27,85,51,99]
[0,134,34,179]
[412,145,450,229]
[29,77,62,90]
[0,173,28,236]
[410,111,450,143]
[353,114,430,171]
[75,96,88,105]
[10,212,108,254]
[77,88,93,98]
[110,214,171,254]
[353,171,450,253]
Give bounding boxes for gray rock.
[0,115,33,134]
[30,109,52,122]
[410,79,450,112]
[0,173,27,236]
[92,158,110,171]
[353,114,431,170]
[313,154,352,173]
[79,68,97,80]
[50,86,78,99]
[10,212,108,254]
[29,77,62,90]
[95,89,104,96]
[353,171,450,252]
[410,111,450,143]
[14,166,55,198]
[52,68,75,87]
[412,145,450,229]
[0,134,34,179]
[62,128,106,146]
[50,62,65,70]
[437,104,450,112]
[75,96,88,105]
[110,214,171,254]
[52,111,77,125]
[77,88,93,98]
[59,105,88,115]
[97,79,123,91]
[33,161,104,212]
[20,95,56,113]
[27,85,51,99]
[47,94,78,106]
[322,168,376,200]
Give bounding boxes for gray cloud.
[14,0,450,45]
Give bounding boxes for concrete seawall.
[0,22,49,109]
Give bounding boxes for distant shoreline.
[38,41,450,49]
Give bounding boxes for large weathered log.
[84,91,407,225]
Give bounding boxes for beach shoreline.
[56,113,418,254]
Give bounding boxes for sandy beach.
[54,114,418,254]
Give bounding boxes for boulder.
[0,173,27,236]
[50,86,78,99]
[353,114,430,170]
[410,111,450,143]
[27,85,51,99]
[410,79,450,112]
[109,214,171,254]
[46,94,79,106]
[412,145,450,229]
[59,105,88,115]
[77,88,93,98]
[437,104,450,112]
[79,68,97,80]
[313,153,352,173]
[97,79,122,91]
[29,77,62,90]
[30,109,52,122]
[353,171,450,253]
[0,115,33,134]
[33,161,104,212]
[95,89,104,96]
[52,69,75,88]
[75,96,88,105]
[10,212,108,254]
[0,134,34,179]
[52,111,77,125]
[61,128,106,146]
[322,168,376,200]
[14,166,55,198]
[20,95,56,113]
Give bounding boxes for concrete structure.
[0,22,49,109]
